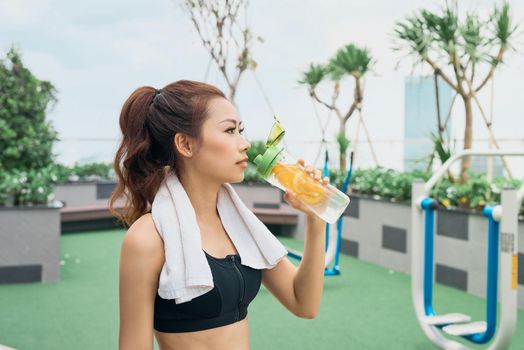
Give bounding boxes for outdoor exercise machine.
[411,150,524,349]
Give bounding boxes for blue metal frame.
[465,206,499,343]
[421,198,499,344]
[288,151,354,276]
[324,152,353,276]
[421,197,437,317]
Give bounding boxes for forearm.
[292,214,326,318]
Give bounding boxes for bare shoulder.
[119,213,163,348]
[121,213,164,266]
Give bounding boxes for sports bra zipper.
[231,255,245,321]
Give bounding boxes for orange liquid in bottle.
[271,163,327,205]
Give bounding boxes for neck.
[177,170,221,221]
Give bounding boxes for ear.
[173,133,195,158]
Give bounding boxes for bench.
[60,205,125,233]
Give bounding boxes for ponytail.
[109,87,167,227]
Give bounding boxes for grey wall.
[0,207,61,284]
[55,181,121,208]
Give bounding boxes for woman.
[111,80,328,350]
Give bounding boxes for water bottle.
[252,117,350,224]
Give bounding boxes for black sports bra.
[153,251,262,333]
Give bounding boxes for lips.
[236,157,248,164]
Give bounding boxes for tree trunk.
[338,123,347,173]
[228,87,237,105]
[460,96,473,182]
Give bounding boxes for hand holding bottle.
[282,159,330,218]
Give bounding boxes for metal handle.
[424,150,524,196]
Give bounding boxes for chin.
[227,172,245,184]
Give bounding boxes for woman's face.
[189,97,251,184]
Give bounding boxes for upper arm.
[119,214,164,350]
[261,257,302,317]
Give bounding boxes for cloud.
[0,0,52,26]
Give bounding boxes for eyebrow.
[220,118,243,126]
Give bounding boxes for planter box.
[0,202,62,284]
[329,193,524,309]
[55,181,124,232]
[54,180,119,208]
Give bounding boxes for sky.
[1,0,523,172]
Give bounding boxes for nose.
[240,138,250,152]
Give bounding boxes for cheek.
[208,137,230,157]
[197,136,233,168]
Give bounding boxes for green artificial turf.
[0,230,522,349]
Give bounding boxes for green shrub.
[0,166,57,206]
[47,163,73,184]
[0,47,58,205]
[350,167,430,201]
[45,162,116,185]
[350,167,524,216]
[69,162,114,181]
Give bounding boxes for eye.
[226,127,245,134]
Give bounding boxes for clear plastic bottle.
[253,145,350,224]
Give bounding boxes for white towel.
[151,172,288,304]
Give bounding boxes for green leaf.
[327,44,374,79]
[490,1,517,50]
[460,13,485,63]
[298,63,328,89]
[430,132,452,164]
[336,132,350,154]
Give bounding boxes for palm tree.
[299,44,375,172]
[394,1,519,182]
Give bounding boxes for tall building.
[404,76,453,171]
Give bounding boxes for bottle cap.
[253,145,284,178]
[265,115,285,147]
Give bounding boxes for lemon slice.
[293,172,326,205]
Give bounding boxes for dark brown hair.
[109,80,226,227]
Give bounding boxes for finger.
[297,159,305,166]
[285,192,298,207]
